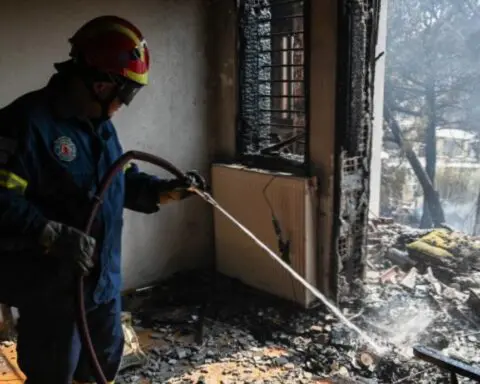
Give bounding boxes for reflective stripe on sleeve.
[0,170,27,194]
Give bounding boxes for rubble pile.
[366,218,480,286]
[117,218,480,383]
[116,279,439,382]
[346,218,480,381]
[118,275,369,384]
[364,218,480,321]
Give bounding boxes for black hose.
[78,150,188,384]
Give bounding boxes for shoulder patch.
[53,136,77,162]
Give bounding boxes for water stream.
[194,189,387,355]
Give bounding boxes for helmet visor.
[117,79,143,106]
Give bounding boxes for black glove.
[39,221,95,276]
[184,170,207,191]
[157,170,207,205]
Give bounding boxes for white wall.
[0,0,212,290]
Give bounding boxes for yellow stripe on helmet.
[0,170,28,194]
[77,20,149,85]
[107,24,147,62]
[103,23,149,85]
[124,69,148,86]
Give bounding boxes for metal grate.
[237,0,309,169]
[335,0,381,287]
[337,155,369,282]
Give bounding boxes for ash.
[118,219,480,383]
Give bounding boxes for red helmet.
[69,16,150,87]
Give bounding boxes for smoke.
[386,303,437,355]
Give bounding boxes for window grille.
[237,0,310,170]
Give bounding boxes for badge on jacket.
[54,136,77,162]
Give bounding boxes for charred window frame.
[333,0,381,294]
[237,0,310,174]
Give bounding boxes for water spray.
[192,187,387,355]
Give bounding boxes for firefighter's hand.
[39,221,95,276]
[157,171,206,205]
[184,170,207,191]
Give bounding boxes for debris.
[149,332,163,340]
[118,311,147,372]
[347,218,480,381]
[392,367,434,384]
[467,288,480,316]
[380,266,404,284]
[424,267,443,295]
[400,267,418,290]
[358,352,375,370]
[386,248,416,268]
[413,344,480,382]
[114,217,480,383]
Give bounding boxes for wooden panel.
[212,164,317,307]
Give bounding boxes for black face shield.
[116,79,143,106]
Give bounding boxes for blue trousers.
[16,294,124,384]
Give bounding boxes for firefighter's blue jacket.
[0,73,165,308]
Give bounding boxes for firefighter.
[0,16,204,383]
